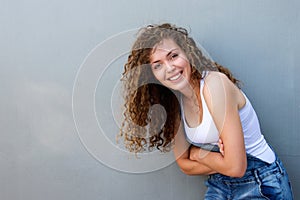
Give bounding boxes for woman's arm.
[189,72,247,178]
[173,122,217,175]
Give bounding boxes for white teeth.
[169,73,181,81]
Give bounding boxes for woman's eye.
[153,63,161,70]
[170,53,178,60]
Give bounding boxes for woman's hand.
[189,140,225,162]
[218,139,225,156]
[189,146,211,162]
[189,146,200,161]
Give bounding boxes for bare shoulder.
[204,71,233,87]
[203,71,235,96]
[203,71,243,107]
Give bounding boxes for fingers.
[218,139,225,156]
[189,146,198,161]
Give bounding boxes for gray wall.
[1,0,299,199]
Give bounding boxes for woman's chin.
[168,80,190,92]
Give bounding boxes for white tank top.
[181,78,275,163]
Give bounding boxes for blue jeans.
[205,153,293,199]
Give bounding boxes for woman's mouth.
[168,71,183,81]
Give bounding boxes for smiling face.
[150,39,192,93]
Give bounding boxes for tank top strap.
[199,78,210,114]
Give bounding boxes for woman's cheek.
[153,70,165,83]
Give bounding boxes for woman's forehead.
[150,39,180,60]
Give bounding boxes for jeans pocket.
[256,170,283,200]
[204,179,227,200]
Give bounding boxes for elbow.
[179,166,207,176]
[179,167,194,176]
[228,168,246,178]
[227,163,247,178]
[176,160,195,176]
[181,169,195,176]
[223,154,247,178]
[178,165,199,176]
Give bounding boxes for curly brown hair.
[118,23,240,153]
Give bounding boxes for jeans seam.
[254,169,270,200]
[275,160,284,174]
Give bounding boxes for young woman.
[119,23,293,199]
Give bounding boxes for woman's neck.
[180,78,200,102]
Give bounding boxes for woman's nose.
[165,61,175,73]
